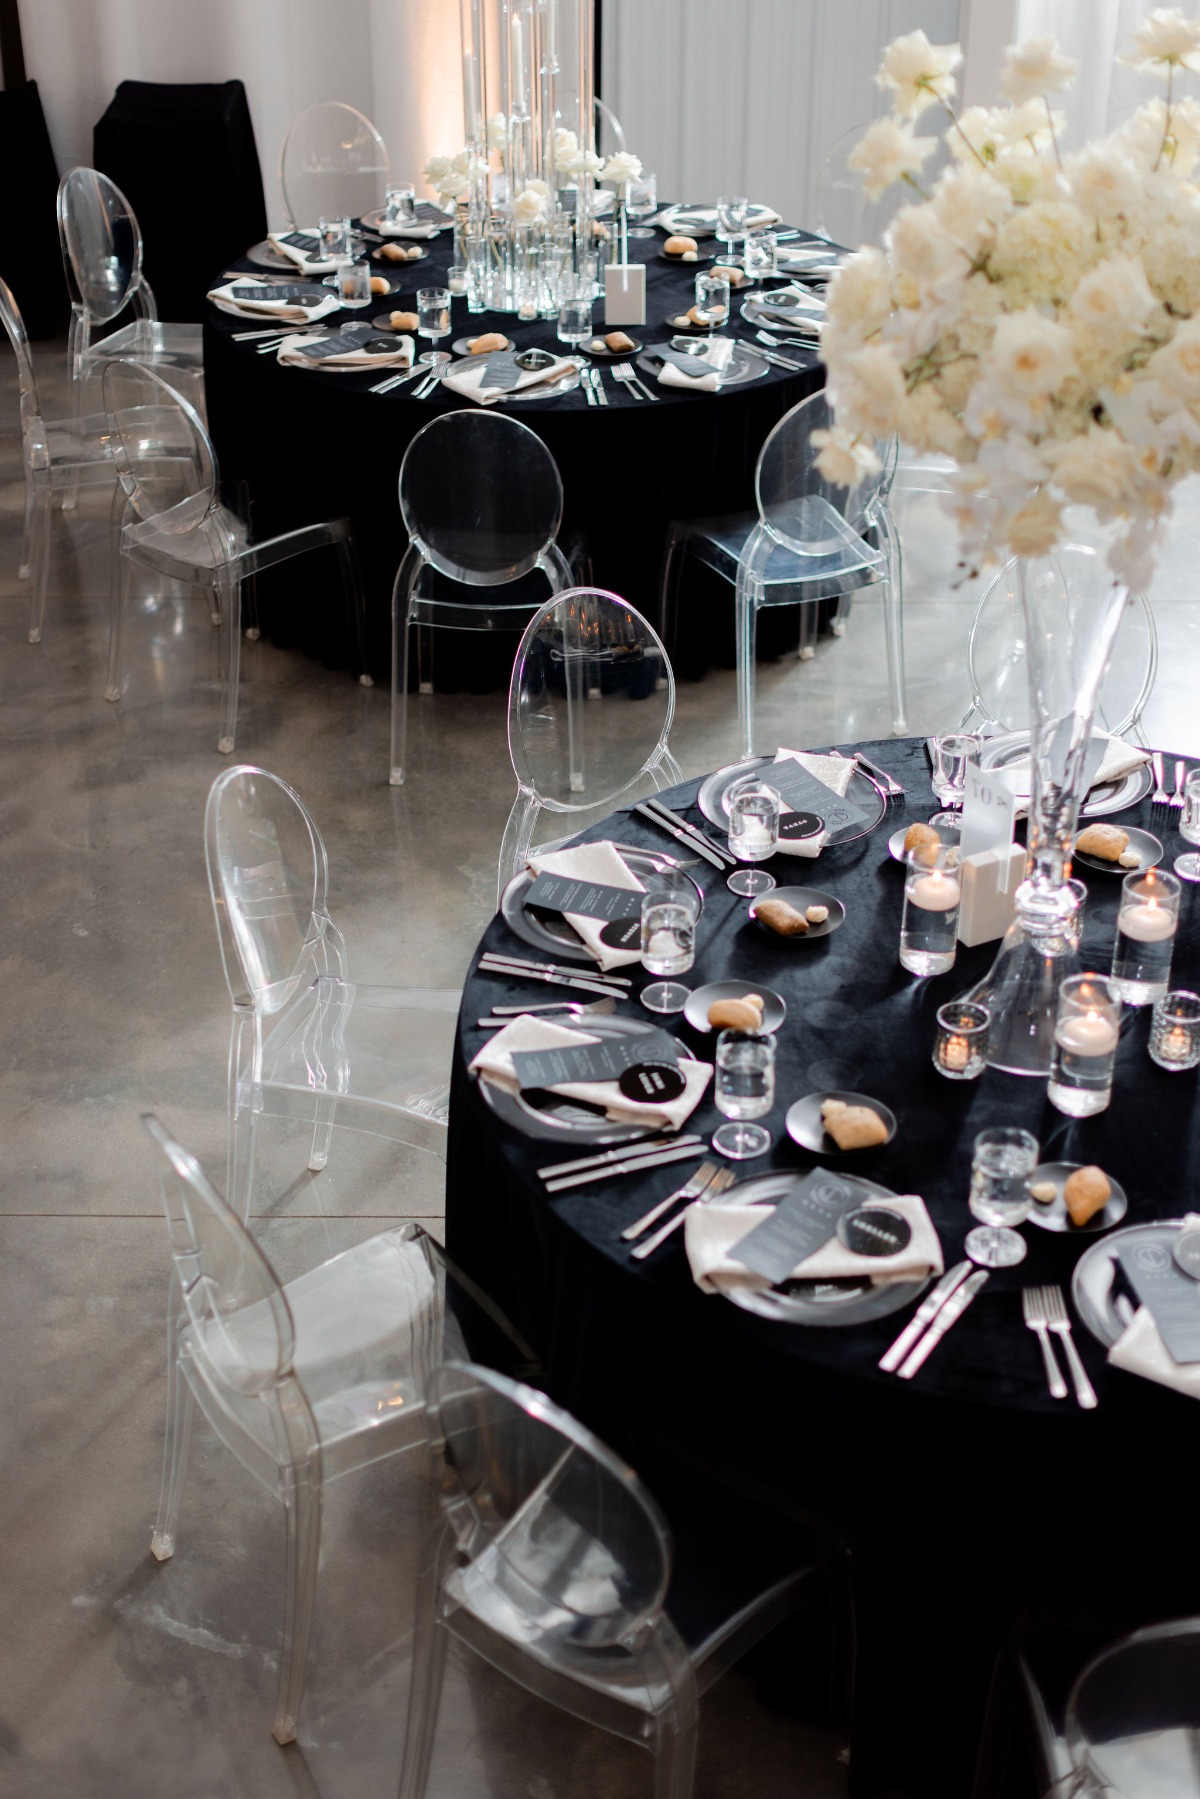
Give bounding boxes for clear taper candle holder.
[1149,989,1200,1071]
[1049,972,1121,1117]
[933,1000,989,1080]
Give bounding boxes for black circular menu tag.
[835,1206,912,1257]
[618,1062,687,1103]
[599,915,642,950]
[778,811,824,842]
[1174,1229,1200,1281]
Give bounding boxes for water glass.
[626,172,657,238]
[726,777,780,896]
[713,1030,775,1159]
[557,297,592,347]
[693,271,730,330]
[933,1000,989,1080]
[416,287,452,364]
[383,183,417,226]
[640,888,700,1014]
[930,732,981,808]
[900,843,962,976]
[1175,768,1200,882]
[716,194,749,267]
[1149,989,1200,1070]
[318,216,352,262]
[1111,866,1180,1004]
[336,260,372,307]
[966,1125,1039,1268]
[743,231,777,282]
[1048,973,1121,1117]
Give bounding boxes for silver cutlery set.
[1022,1285,1097,1408]
[1150,750,1189,811]
[878,1262,988,1379]
[633,798,736,869]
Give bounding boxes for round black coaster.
[599,915,642,950]
[778,812,824,842]
[618,1063,687,1103]
[836,1206,912,1257]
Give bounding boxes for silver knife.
[878,1261,972,1372]
[634,803,726,869]
[477,962,629,999]
[592,367,608,406]
[538,1134,702,1179]
[754,346,806,372]
[581,365,597,405]
[545,1141,703,1192]
[897,1269,989,1379]
[641,798,736,865]
[480,952,632,988]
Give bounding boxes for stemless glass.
[626,172,658,237]
[900,843,962,976]
[336,259,372,307]
[640,886,700,1014]
[966,1125,1039,1268]
[557,297,592,347]
[716,194,750,267]
[416,286,452,365]
[694,270,730,331]
[726,777,780,895]
[318,215,352,263]
[1176,769,1200,881]
[712,1030,775,1159]
[384,183,417,226]
[930,732,981,808]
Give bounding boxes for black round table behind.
[446,737,1200,1798]
[202,221,825,685]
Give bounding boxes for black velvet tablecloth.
[202,220,825,685]
[446,737,1200,1799]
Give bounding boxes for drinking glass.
[318,216,353,262]
[725,777,780,895]
[716,194,750,268]
[1176,769,1200,881]
[384,183,417,226]
[693,270,730,331]
[626,172,657,238]
[713,1030,775,1159]
[416,287,452,365]
[640,887,700,1013]
[743,231,777,282]
[900,843,962,976]
[557,297,592,347]
[447,263,468,296]
[1111,866,1180,1004]
[336,260,372,307]
[1049,973,1121,1117]
[966,1125,1038,1268]
[933,1000,989,1080]
[930,733,981,808]
[1149,989,1200,1070]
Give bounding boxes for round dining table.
[202,217,825,686]
[445,735,1200,1799]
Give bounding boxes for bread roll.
[468,332,508,354]
[754,898,809,936]
[671,314,692,329]
[388,310,419,332]
[664,234,699,255]
[1076,824,1129,862]
[905,822,940,852]
[712,264,746,285]
[380,241,407,261]
[820,1099,889,1151]
[1063,1165,1111,1226]
[369,275,390,295]
[605,331,636,352]
[708,994,765,1032]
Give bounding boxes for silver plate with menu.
[977,732,1153,817]
[500,848,703,961]
[1072,1220,1185,1349]
[636,345,770,388]
[697,756,886,846]
[474,1013,682,1144]
[717,1172,931,1326]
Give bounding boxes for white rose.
[987,308,1076,398]
[1066,145,1144,219]
[834,346,907,436]
[822,247,892,344]
[875,29,961,118]
[524,177,550,199]
[931,166,1013,248]
[559,146,603,181]
[1146,319,1200,399]
[513,184,549,225]
[423,153,455,183]
[887,204,964,282]
[811,426,882,489]
[1001,34,1078,104]
[599,150,643,188]
[1067,255,1157,344]
[487,112,509,151]
[553,127,579,163]
[1045,428,1147,510]
[848,116,936,200]
[1126,6,1200,72]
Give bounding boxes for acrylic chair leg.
[151,1284,195,1561]
[416,624,434,695]
[798,600,817,661]
[877,509,909,736]
[390,594,410,786]
[397,1533,453,1799]
[653,1718,699,1799]
[228,1099,259,1227]
[308,1097,335,1173]
[734,575,760,759]
[658,528,687,658]
[105,524,134,701]
[19,470,35,580]
[217,574,243,754]
[273,1466,323,1747]
[336,536,371,686]
[27,481,52,645]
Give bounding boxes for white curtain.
[1015,0,1189,144]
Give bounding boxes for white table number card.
[604,263,646,326]
[958,762,1024,947]
[960,763,1016,863]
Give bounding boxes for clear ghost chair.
[816,121,950,249]
[279,101,390,226]
[390,410,575,786]
[102,361,369,754]
[57,166,205,422]
[397,1362,830,1799]
[206,765,460,1223]
[961,555,1158,745]
[660,388,904,755]
[499,588,684,901]
[595,97,627,157]
[1063,1620,1200,1797]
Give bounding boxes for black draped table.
[202,220,825,685]
[446,736,1200,1799]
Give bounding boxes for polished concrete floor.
[4,338,1200,1799]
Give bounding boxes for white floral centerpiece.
[816,7,1200,590]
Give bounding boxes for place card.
[478,351,523,391]
[511,1028,678,1091]
[1118,1240,1200,1364]
[604,262,645,326]
[645,343,713,380]
[524,872,644,923]
[230,283,323,304]
[294,325,378,360]
[731,1169,862,1284]
[762,761,871,837]
[960,763,1015,861]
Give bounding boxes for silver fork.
[622,1159,720,1241]
[610,363,643,401]
[1022,1288,1067,1400]
[853,750,905,797]
[756,326,822,351]
[1171,759,1188,808]
[613,361,659,402]
[413,365,444,399]
[1042,1285,1098,1409]
[631,1166,736,1259]
[1151,751,1172,808]
[371,365,425,395]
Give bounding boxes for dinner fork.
[1151,750,1172,809]
[613,362,659,402]
[1021,1287,1067,1399]
[630,1166,736,1259]
[1171,759,1187,808]
[622,1159,721,1241]
[1042,1284,1098,1409]
[755,326,822,351]
[413,366,444,400]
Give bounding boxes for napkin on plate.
[376,219,443,240]
[685,1194,943,1294]
[1108,1213,1200,1398]
[654,337,735,393]
[766,749,854,858]
[440,355,577,405]
[526,841,646,971]
[470,1013,712,1130]
[207,280,341,324]
[268,231,337,275]
[1000,732,1149,803]
[275,331,414,370]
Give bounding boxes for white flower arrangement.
[816,9,1200,586]
[598,150,643,191]
[422,147,487,206]
[513,181,550,225]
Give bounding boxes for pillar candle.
[1119,900,1176,942]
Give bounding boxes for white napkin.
[655,337,735,394]
[1001,733,1149,804]
[686,1194,942,1294]
[207,280,341,324]
[440,355,577,406]
[268,231,337,275]
[526,841,645,971]
[470,1014,712,1130]
[766,749,855,858]
[276,331,414,371]
[377,219,443,240]
[1108,1213,1200,1398]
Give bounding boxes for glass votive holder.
[901,842,962,976]
[693,270,730,329]
[336,259,372,306]
[933,1000,989,1080]
[930,732,981,809]
[447,263,468,296]
[1149,989,1200,1071]
[383,182,416,225]
[1111,866,1181,1005]
[319,215,353,262]
[1048,973,1121,1117]
[743,230,777,281]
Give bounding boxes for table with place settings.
[445,735,1200,1799]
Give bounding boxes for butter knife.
[477,962,628,999]
[878,1261,972,1372]
[545,1141,703,1193]
[479,953,632,987]
[538,1134,702,1179]
[634,803,726,869]
[640,798,736,865]
[897,1269,989,1379]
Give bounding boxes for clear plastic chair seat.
[78,317,204,368]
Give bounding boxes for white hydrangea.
[513,184,549,225]
[1001,34,1078,104]
[875,29,961,118]
[848,116,936,199]
[832,345,908,436]
[811,426,882,488]
[1126,6,1200,73]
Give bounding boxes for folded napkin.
[1001,732,1149,801]
[654,337,735,393]
[207,280,341,324]
[377,219,443,240]
[470,1013,712,1130]
[526,841,646,971]
[1108,1213,1200,1398]
[440,354,576,406]
[766,749,854,858]
[686,1194,943,1294]
[268,231,337,275]
[275,331,414,370]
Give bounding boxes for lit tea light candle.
[448,269,468,295]
[1161,1025,1193,1062]
[941,1034,970,1072]
[910,870,961,911]
[1119,899,1176,942]
[1055,1010,1119,1056]
[517,300,538,319]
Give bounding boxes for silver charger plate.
[1072,1220,1185,1349]
[500,847,703,962]
[496,365,581,402]
[977,732,1153,818]
[683,981,786,1034]
[698,756,886,847]
[636,344,769,388]
[360,207,450,232]
[740,295,825,329]
[658,202,779,238]
[452,334,515,355]
[1027,1162,1129,1235]
[716,1171,930,1326]
[474,1013,685,1145]
[244,239,302,272]
[786,1090,897,1155]
[748,887,844,940]
[1073,824,1162,874]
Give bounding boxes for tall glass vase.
[965,525,1130,1075]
